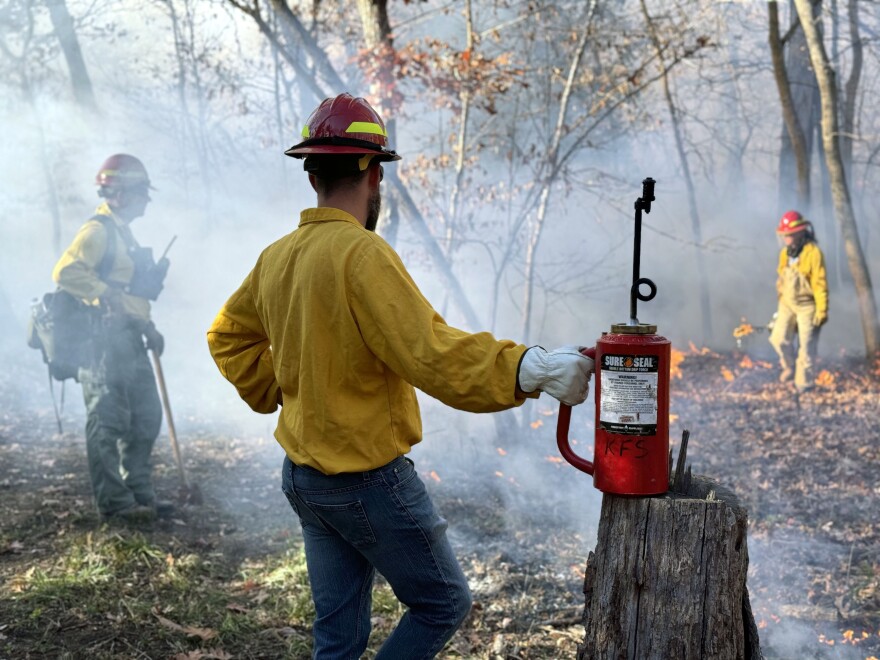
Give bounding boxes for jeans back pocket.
[305,499,377,548]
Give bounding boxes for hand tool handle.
[150,350,188,488]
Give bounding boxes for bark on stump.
[577,474,762,659]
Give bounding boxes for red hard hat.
[776,210,810,235]
[95,154,154,190]
[284,93,400,161]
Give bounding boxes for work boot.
[779,368,793,383]
[136,498,176,519]
[105,503,156,524]
[153,500,176,519]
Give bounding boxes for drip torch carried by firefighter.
[732,313,777,350]
[557,178,672,496]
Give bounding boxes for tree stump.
[577,440,762,659]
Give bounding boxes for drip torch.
[557,178,671,495]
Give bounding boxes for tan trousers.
[770,259,822,389]
[769,299,821,389]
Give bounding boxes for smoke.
[2,4,879,656]
[749,532,869,660]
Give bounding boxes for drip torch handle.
[556,346,596,476]
[557,405,594,475]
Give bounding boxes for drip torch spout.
[629,177,658,325]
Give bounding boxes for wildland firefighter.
[207,93,595,658]
[769,210,828,391]
[52,154,172,522]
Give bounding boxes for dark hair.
[306,155,372,195]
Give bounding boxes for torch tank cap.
[611,322,657,335]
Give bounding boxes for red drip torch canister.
[557,177,670,495]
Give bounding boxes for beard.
[365,188,382,232]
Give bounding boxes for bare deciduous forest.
[1,1,879,658]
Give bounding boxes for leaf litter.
[1,349,878,658]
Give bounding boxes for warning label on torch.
[599,353,659,436]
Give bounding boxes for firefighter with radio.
[207,93,595,658]
[768,210,828,391]
[53,154,172,522]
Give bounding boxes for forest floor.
[1,345,879,659]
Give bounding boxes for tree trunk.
[841,0,862,174]
[768,1,810,207]
[578,475,762,660]
[268,0,348,92]
[794,0,880,357]
[356,0,401,246]
[390,176,486,332]
[45,0,97,111]
[642,1,712,345]
[776,1,821,213]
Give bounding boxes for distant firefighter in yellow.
[768,210,828,391]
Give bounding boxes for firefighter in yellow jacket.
[53,154,171,522]
[207,94,594,658]
[769,210,828,391]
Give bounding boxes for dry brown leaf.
[172,649,233,660]
[154,612,218,641]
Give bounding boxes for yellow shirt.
[776,241,828,315]
[52,202,151,321]
[207,207,531,474]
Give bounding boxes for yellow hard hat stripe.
[346,121,386,137]
[301,125,310,138]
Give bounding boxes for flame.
[739,355,754,369]
[687,342,718,356]
[816,370,835,388]
[721,366,735,382]
[428,470,441,483]
[733,322,755,338]
[669,413,679,423]
[530,419,544,429]
[496,447,508,456]
[670,348,685,379]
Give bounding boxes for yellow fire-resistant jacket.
[207,207,532,474]
[52,202,151,321]
[776,241,828,316]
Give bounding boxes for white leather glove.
[517,345,595,406]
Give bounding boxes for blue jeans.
[281,455,472,659]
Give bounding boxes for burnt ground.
[0,346,879,659]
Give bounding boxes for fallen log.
[577,433,763,659]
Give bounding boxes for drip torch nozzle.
[629,177,658,324]
[640,177,656,213]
